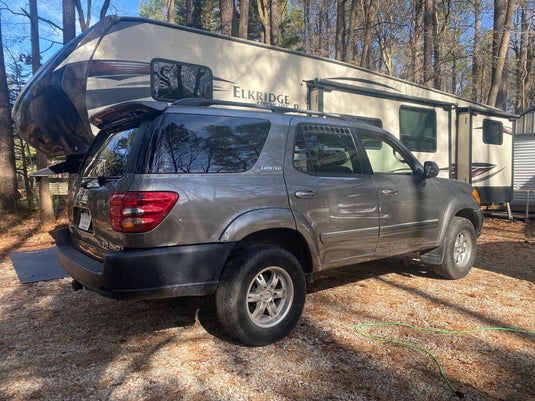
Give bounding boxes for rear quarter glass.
[137,114,271,174]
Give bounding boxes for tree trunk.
[167,0,175,23]
[220,0,234,36]
[359,0,375,70]
[31,0,54,222]
[19,138,34,209]
[432,0,441,90]
[100,0,110,20]
[488,0,514,109]
[73,0,90,32]
[239,0,249,38]
[411,0,423,84]
[471,0,481,102]
[256,0,270,44]
[0,13,18,212]
[270,0,279,46]
[344,0,358,63]
[335,0,346,60]
[515,0,530,113]
[62,0,76,44]
[423,0,434,87]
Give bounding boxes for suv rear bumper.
[55,228,234,300]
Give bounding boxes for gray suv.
[56,99,483,346]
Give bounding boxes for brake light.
[110,191,178,233]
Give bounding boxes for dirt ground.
[0,213,533,401]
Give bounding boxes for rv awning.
[308,78,457,110]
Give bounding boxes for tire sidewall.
[216,245,306,346]
[436,217,477,280]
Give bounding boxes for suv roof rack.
[171,98,352,121]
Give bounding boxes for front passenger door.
[358,130,442,257]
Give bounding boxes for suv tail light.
[110,192,178,233]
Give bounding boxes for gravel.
[0,215,533,401]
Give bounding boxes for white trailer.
[13,16,516,203]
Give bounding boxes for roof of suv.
[89,98,383,133]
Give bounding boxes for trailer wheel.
[216,245,306,346]
[433,217,476,280]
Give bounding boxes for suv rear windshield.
[139,114,271,174]
[80,122,139,178]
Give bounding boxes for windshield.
[80,122,139,178]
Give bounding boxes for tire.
[433,216,477,280]
[215,245,306,346]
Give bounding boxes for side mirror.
[423,161,440,178]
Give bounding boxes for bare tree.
[257,0,270,43]
[423,0,434,87]
[514,0,532,113]
[488,0,515,109]
[270,0,279,46]
[0,11,18,212]
[238,0,250,39]
[471,0,481,102]
[220,0,234,36]
[359,0,375,69]
[167,0,175,23]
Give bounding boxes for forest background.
[0,0,530,218]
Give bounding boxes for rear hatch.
[70,117,143,260]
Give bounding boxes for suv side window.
[293,125,363,175]
[140,114,270,174]
[360,131,414,175]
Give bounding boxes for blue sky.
[2,0,140,68]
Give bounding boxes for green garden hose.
[355,322,535,399]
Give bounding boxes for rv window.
[399,106,436,152]
[293,125,362,175]
[151,59,213,102]
[139,114,270,174]
[483,119,503,145]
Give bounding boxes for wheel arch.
[219,208,317,274]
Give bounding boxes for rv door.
[456,111,472,183]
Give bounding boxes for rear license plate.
[78,211,92,231]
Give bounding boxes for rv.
[13,16,516,203]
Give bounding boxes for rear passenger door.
[285,121,380,268]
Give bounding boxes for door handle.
[294,190,316,199]
[382,188,399,196]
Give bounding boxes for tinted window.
[483,119,503,145]
[293,125,362,175]
[80,126,138,178]
[140,115,270,173]
[151,59,213,102]
[360,131,414,175]
[399,106,436,152]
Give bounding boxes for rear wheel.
[216,245,306,346]
[433,217,476,280]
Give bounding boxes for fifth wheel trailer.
[13,16,516,203]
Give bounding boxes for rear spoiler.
[89,101,168,129]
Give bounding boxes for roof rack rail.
[171,98,351,121]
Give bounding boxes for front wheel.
[433,217,477,280]
[216,245,306,346]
